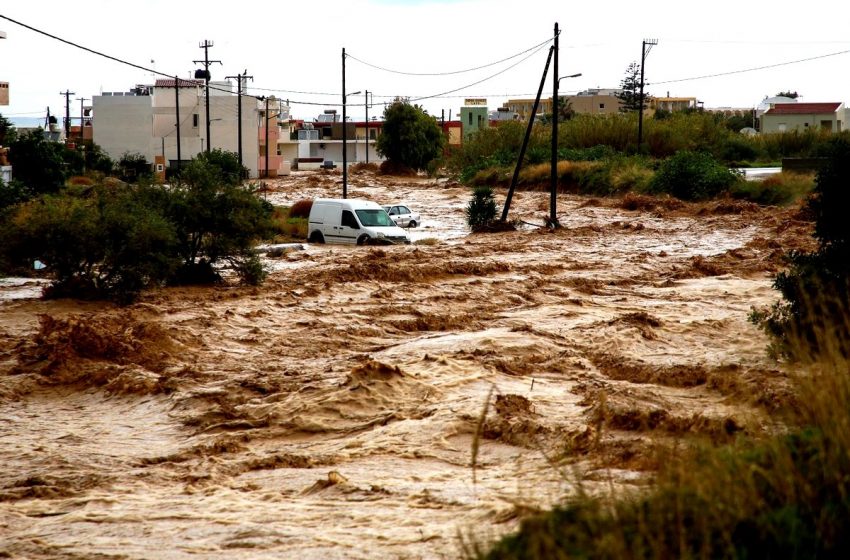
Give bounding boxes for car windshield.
[356,209,395,227]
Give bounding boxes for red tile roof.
[154,79,204,88]
[764,102,842,115]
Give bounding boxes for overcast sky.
[2,0,850,125]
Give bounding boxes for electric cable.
[650,48,850,85]
[346,32,556,76]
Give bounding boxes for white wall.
[92,95,155,163]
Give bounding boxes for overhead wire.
[346,32,556,76]
[650,48,850,85]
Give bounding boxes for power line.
[410,42,550,103]
[346,33,556,76]
[650,48,850,86]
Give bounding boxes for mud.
[0,169,813,558]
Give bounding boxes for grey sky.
[2,0,849,124]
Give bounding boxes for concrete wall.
[92,95,155,163]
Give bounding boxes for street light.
[558,72,582,84]
[342,90,361,198]
[551,71,582,227]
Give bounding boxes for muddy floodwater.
[0,170,815,559]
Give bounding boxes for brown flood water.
[0,170,815,559]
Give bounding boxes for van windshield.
[356,209,394,227]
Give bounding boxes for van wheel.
[408,220,417,228]
[356,234,371,246]
[309,231,325,244]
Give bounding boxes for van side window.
[341,210,360,229]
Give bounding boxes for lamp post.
[550,70,582,227]
[342,89,361,198]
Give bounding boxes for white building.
[93,80,261,177]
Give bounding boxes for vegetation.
[7,129,68,194]
[615,62,645,113]
[647,150,741,201]
[376,99,445,172]
[751,137,850,360]
[0,148,274,300]
[467,140,850,560]
[466,186,499,231]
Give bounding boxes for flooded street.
[0,170,815,559]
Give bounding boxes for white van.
[307,198,411,245]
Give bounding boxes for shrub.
[729,171,815,206]
[288,199,313,219]
[118,152,153,183]
[648,150,741,201]
[0,185,179,303]
[751,137,850,359]
[466,186,499,231]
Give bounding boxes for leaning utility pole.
[225,70,253,172]
[637,38,658,148]
[501,46,554,222]
[59,89,75,139]
[193,40,221,153]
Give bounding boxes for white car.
[382,204,421,228]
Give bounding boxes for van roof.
[313,198,382,210]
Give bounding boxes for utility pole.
[550,22,559,228]
[637,38,658,149]
[59,90,75,139]
[225,70,253,172]
[174,76,182,172]
[193,40,221,153]
[342,47,348,198]
[77,97,88,141]
[264,96,270,178]
[364,90,369,166]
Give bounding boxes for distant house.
[760,102,845,133]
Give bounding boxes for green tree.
[376,99,445,171]
[8,129,67,193]
[615,62,645,113]
[776,91,800,99]
[0,113,16,146]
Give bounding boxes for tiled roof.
[764,102,842,115]
[154,79,204,88]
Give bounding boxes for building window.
[468,113,472,126]
[192,114,199,128]
[599,103,605,109]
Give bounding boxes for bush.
[118,152,153,183]
[729,171,814,206]
[648,150,741,201]
[751,137,850,359]
[288,199,313,219]
[0,185,179,303]
[466,186,499,231]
